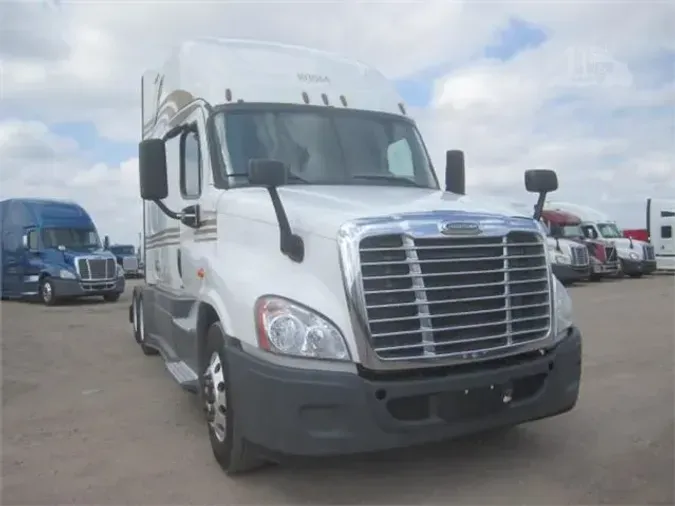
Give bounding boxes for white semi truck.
[647,198,675,271]
[130,38,582,474]
[545,201,657,278]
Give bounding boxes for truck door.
[173,107,209,370]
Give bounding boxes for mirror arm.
[533,192,547,221]
[152,199,182,221]
[266,187,304,263]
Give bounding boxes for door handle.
[180,204,201,229]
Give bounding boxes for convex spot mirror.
[248,158,289,187]
[525,169,558,194]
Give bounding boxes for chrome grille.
[643,244,655,261]
[605,245,618,262]
[359,231,551,361]
[570,245,589,266]
[76,258,116,280]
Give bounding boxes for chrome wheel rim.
[138,299,145,342]
[204,351,227,442]
[132,298,139,334]
[42,282,52,303]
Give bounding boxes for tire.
[202,321,265,475]
[133,293,158,356]
[103,292,121,303]
[39,277,58,306]
[589,273,602,282]
[629,273,643,279]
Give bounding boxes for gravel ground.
[2,275,673,505]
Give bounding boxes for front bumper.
[620,258,657,275]
[51,277,125,298]
[591,261,621,276]
[229,327,582,457]
[552,264,589,283]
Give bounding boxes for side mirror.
[248,158,288,187]
[139,138,168,200]
[103,235,110,250]
[524,169,558,221]
[444,150,465,195]
[525,169,558,193]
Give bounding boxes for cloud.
[0,0,672,242]
[0,119,140,243]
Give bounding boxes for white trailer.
[647,198,675,271]
[129,38,582,474]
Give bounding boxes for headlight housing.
[117,264,125,277]
[628,251,639,260]
[255,296,351,361]
[552,276,573,338]
[59,269,77,280]
[555,254,571,265]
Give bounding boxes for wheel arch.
[196,298,240,373]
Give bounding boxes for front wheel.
[40,278,58,306]
[103,292,121,303]
[133,293,158,356]
[202,321,265,475]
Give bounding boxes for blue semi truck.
[0,198,125,305]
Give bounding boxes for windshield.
[561,224,583,238]
[42,228,100,250]
[111,246,135,255]
[597,222,623,238]
[214,106,438,189]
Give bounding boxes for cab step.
[165,360,199,393]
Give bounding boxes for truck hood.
[225,186,537,239]
[604,237,647,249]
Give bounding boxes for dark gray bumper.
[51,277,125,298]
[621,258,657,275]
[552,264,589,283]
[229,327,582,458]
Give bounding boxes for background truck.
[545,201,655,278]
[540,209,617,281]
[108,243,143,278]
[0,198,125,305]
[129,38,582,475]
[647,198,675,271]
[537,211,591,284]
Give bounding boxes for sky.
[0,1,673,246]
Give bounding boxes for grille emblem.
[440,221,482,236]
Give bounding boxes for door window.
[581,225,598,239]
[180,129,202,199]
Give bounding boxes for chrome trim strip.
[337,211,556,372]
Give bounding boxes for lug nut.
[217,382,225,392]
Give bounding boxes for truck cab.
[108,244,142,278]
[0,198,125,305]
[647,198,675,271]
[538,210,590,284]
[545,201,654,278]
[130,38,582,474]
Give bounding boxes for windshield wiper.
[351,174,425,188]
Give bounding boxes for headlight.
[553,277,573,338]
[255,297,350,361]
[554,254,571,265]
[59,269,77,280]
[628,252,639,260]
[117,264,125,277]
